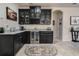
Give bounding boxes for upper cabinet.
[19,9,30,24]
[29,6,41,24]
[30,6,41,19]
[40,9,51,25]
[18,6,51,25]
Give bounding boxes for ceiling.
[16,3,79,7]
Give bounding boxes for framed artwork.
[70,16,79,25]
[6,7,17,21]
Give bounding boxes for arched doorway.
[53,10,63,42]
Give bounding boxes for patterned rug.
[25,44,57,56]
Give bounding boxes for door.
[59,17,63,40]
[53,10,63,41]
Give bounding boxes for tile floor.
[55,41,79,56]
[16,41,79,56]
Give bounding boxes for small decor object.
[53,20,55,25]
[6,7,17,21]
[70,16,79,25]
[0,27,4,33]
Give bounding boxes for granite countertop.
[0,30,29,35]
[0,29,53,35]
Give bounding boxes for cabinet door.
[26,31,30,43]
[40,9,51,25]
[22,31,30,44]
[39,31,53,43]
[14,34,23,55]
[46,35,53,43]
[30,6,41,19]
[19,9,30,24]
[0,35,13,56]
[39,34,47,43]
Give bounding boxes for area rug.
[25,44,57,56]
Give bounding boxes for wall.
[53,7,79,41]
[0,3,19,31]
[1,4,79,41]
[19,6,79,41]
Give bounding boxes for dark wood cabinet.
[0,35,14,56]
[0,31,30,56]
[40,9,51,25]
[39,31,53,43]
[14,33,24,55]
[30,6,41,19]
[18,8,51,25]
[0,30,53,55]
[19,9,30,24]
[0,34,23,56]
[22,31,30,44]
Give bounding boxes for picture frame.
[6,7,17,21]
[70,16,79,25]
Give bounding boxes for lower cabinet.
[0,34,23,56]
[0,31,30,56]
[0,31,53,55]
[14,34,23,55]
[0,35,14,56]
[22,31,30,44]
[39,31,53,43]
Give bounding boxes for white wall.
[0,3,19,30]
[1,4,79,42]
[52,7,79,41]
[20,7,79,41]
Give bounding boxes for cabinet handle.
[53,20,55,25]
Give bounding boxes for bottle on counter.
[5,25,10,32]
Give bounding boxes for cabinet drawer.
[39,31,53,43]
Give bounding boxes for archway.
[53,10,63,42]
